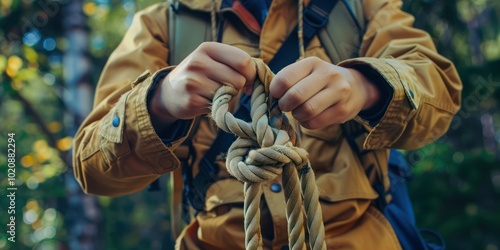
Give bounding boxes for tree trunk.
[62,1,102,249]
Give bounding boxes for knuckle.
[326,68,339,79]
[284,88,303,110]
[275,73,292,90]
[197,42,214,52]
[302,102,316,118]
[235,75,246,88]
[185,57,204,71]
[339,82,352,94]
[292,102,315,121]
[183,79,198,92]
[304,56,321,65]
[301,120,319,130]
[236,55,252,70]
[336,103,350,118]
[229,73,246,89]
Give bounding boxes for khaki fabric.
[72,0,462,249]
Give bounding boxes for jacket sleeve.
[339,0,462,150]
[72,3,189,196]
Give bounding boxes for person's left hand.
[269,57,380,130]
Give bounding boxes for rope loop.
[211,58,326,250]
[212,79,308,183]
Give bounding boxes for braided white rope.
[211,60,327,250]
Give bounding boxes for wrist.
[348,68,381,110]
[148,74,177,129]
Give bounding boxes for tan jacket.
[73,0,462,249]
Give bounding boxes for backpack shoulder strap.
[168,1,212,65]
[318,0,365,63]
[167,1,210,160]
[167,1,211,238]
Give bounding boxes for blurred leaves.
[408,145,500,249]
[1,0,163,249]
[403,2,500,249]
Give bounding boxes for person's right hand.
[150,42,256,126]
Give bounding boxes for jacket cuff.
[351,64,394,126]
[339,57,423,150]
[102,66,193,174]
[146,69,194,146]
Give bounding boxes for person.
[72,0,462,249]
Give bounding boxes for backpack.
[165,1,445,249]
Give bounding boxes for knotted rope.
[211,59,326,250]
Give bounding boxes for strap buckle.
[303,4,329,29]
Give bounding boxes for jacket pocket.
[312,139,379,239]
[315,139,378,202]
[196,179,246,249]
[98,92,131,166]
[99,92,129,143]
[299,123,377,201]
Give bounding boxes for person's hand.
[150,42,256,126]
[269,57,380,130]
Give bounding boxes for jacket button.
[112,116,120,127]
[270,183,282,193]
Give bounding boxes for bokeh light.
[22,30,41,47]
[43,38,56,51]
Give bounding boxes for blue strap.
[385,150,446,250]
[384,203,429,250]
[388,150,416,225]
[267,0,339,73]
[420,229,446,250]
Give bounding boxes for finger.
[184,95,212,118]
[243,84,253,95]
[200,42,256,88]
[292,75,354,121]
[291,87,341,122]
[202,60,247,90]
[269,57,317,99]
[192,76,225,101]
[168,68,223,101]
[300,105,337,130]
[277,72,327,112]
[300,97,359,129]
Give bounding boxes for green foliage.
[98,182,174,250]
[406,144,500,249]
[401,1,500,249]
[1,0,163,249]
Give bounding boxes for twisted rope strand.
[210,0,217,42]
[282,166,306,250]
[298,0,305,60]
[244,182,263,248]
[301,165,327,250]
[211,59,326,250]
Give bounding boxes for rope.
[211,59,326,250]
[298,0,305,60]
[210,0,217,42]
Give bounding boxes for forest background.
[0,0,499,249]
